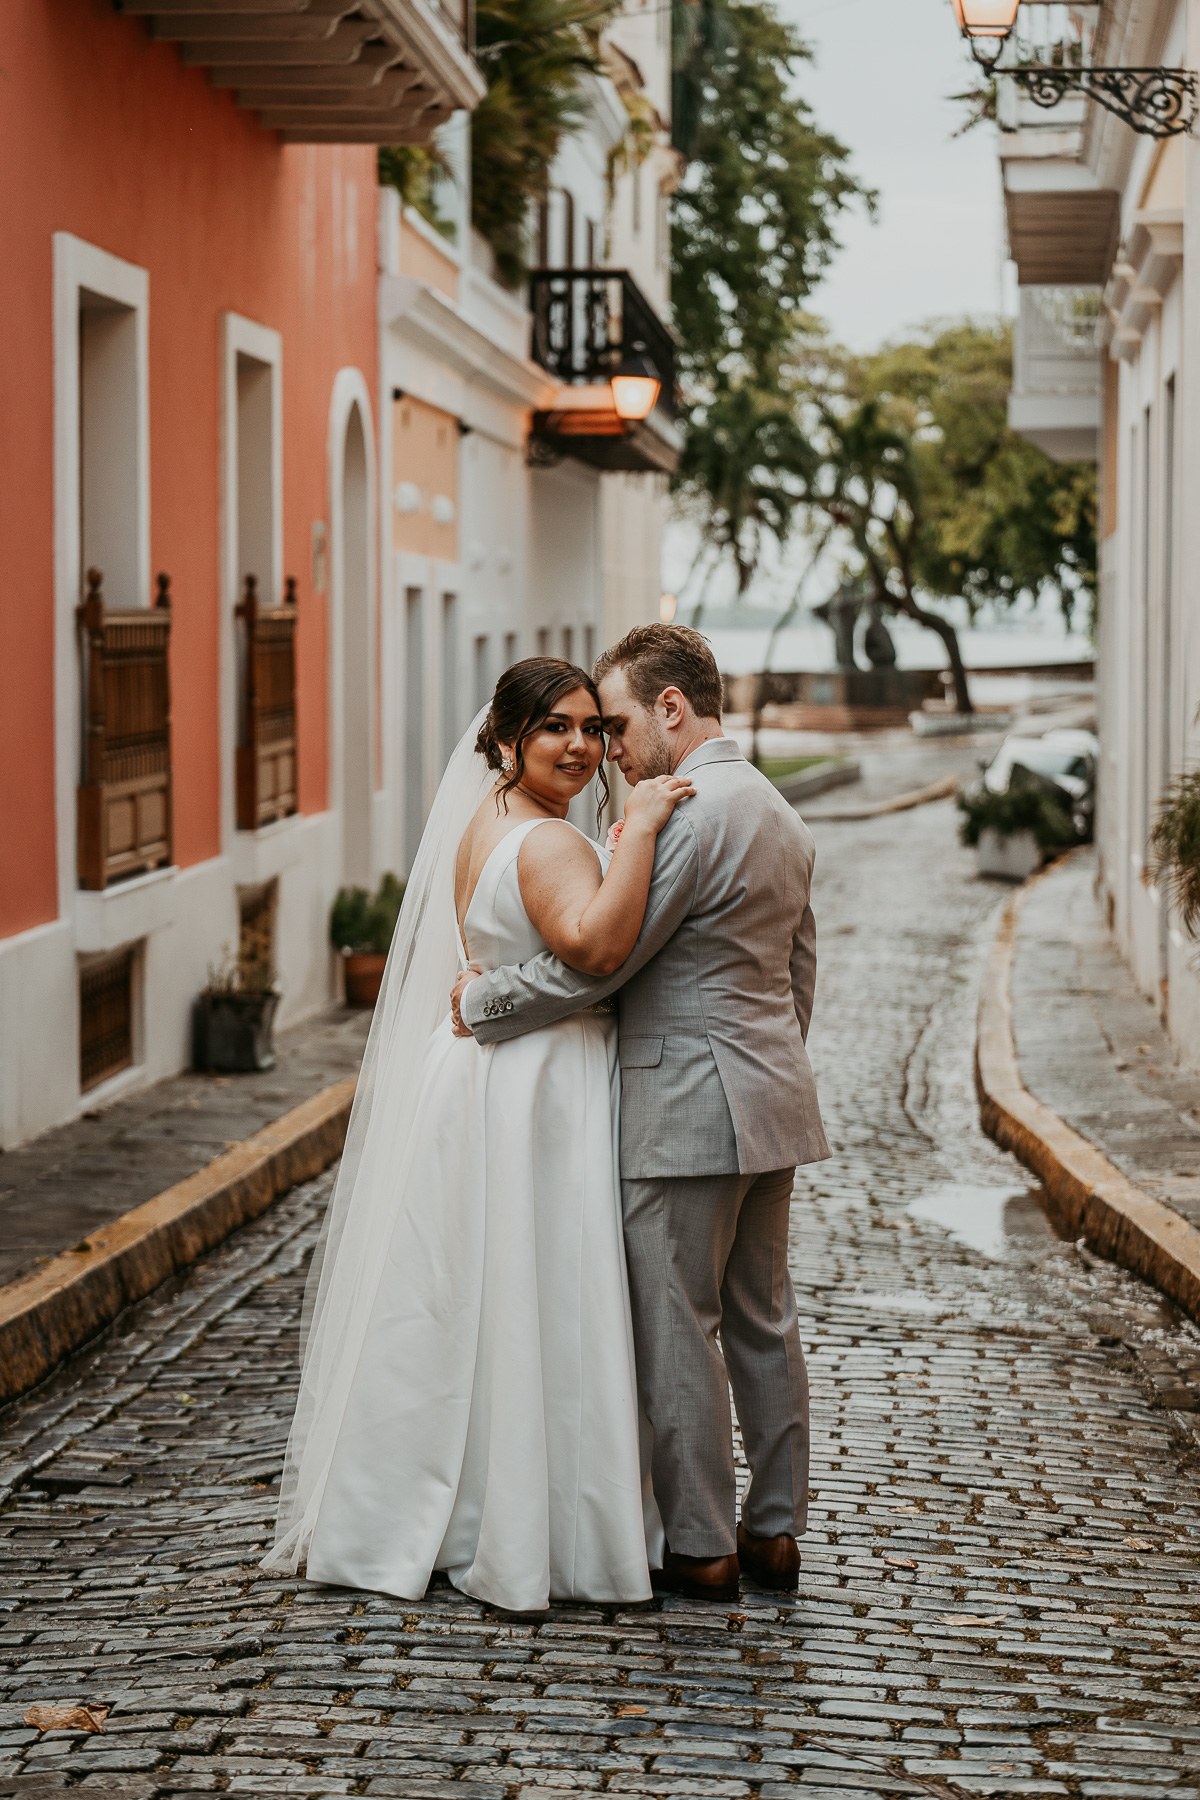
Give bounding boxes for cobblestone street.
[3,791,1200,1799]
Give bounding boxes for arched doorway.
[339,402,371,886]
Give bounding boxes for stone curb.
[772,758,861,804]
[0,1077,355,1405]
[975,870,1200,1322]
[807,772,960,823]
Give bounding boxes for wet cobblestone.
[2,795,1200,1797]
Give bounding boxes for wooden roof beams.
[115,0,484,142]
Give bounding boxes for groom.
[451,624,830,1601]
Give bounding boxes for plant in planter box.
[194,944,280,1073]
[1149,769,1200,939]
[957,777,1076,880]
[332,872,406,1006]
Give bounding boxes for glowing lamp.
[951,0,1019,63]
[610,353,661,422]
[659,592,677,622]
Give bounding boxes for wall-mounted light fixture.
[951,0,1019,66]
[950,0,1197,136]
[610,353,661,423]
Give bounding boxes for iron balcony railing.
[528,269,677,419]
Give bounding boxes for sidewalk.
[0,1006,370,1292]
[1012,849,1200,1235]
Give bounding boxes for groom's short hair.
[594,624,724,721]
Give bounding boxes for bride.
[262,657,693,1611]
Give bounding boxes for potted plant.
[957,778,1077,881]
[193,946,280,1073]
[1150,769,1200,939]
[331,873,405,1007]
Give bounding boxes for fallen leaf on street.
[1123,1536,1154,1549]
[177,1393,197,1406]
[616,1705,647,1716]
[884,1556,918,1568]
[24,1704,108,1734]
[891,1505,921,1514]
[938,1614,1005,1626]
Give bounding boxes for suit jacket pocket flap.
[620,1036,664,1069]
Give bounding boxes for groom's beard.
[624,715,673,782]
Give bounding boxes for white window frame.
[53,233,150,919]
[327,368,378,860]
[220,312,284,850]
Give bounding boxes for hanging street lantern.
[950,0,1019,66]
[948,0,1197,135]
[610,353,662,423]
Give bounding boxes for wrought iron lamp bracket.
[1011,63,1198,136]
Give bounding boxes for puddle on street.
[852,1290,955,1314]
[907,1181,1058,1259]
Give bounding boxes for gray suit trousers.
[622,1168,809,1558]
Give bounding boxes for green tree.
[677,379,815,603]
[671,0,866,384]
[668,0,868,603]
[801,321,1098,713]
[860,322,1096,623]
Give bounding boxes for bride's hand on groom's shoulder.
[620,775,695,837]
[450,963,484,1037]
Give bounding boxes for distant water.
[699,611,1093,677]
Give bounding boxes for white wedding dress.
[266,804,658,1612]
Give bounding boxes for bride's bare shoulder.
[517,819,597,876]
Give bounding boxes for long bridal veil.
[263,707,493,1575]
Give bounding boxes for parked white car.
[981,728,1098,840]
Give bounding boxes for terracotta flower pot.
[344,951,387,1008]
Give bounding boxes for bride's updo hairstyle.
[476,656,609,821]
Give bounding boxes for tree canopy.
[675,378,814,596]
[852,322,1096,623]
[671,0,866,386]
[796,320,1098,711]
[668,0,868,599]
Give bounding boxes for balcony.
[76,569,173,892]
[528,269,681,476]
[1008,286,1102,462]
[115,0,486,143]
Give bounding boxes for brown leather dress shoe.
[651,1548,740,1602]
[736,1524,800,1592]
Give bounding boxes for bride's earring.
[501,755,514,773]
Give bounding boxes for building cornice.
[379,275,555,408]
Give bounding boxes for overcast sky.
[778,0,1010,350]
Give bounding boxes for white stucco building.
[375,3,680,870]
[996,0,1200,1062]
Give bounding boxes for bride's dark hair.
[477,657,610,826]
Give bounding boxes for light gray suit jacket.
[461,737,831,1179]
